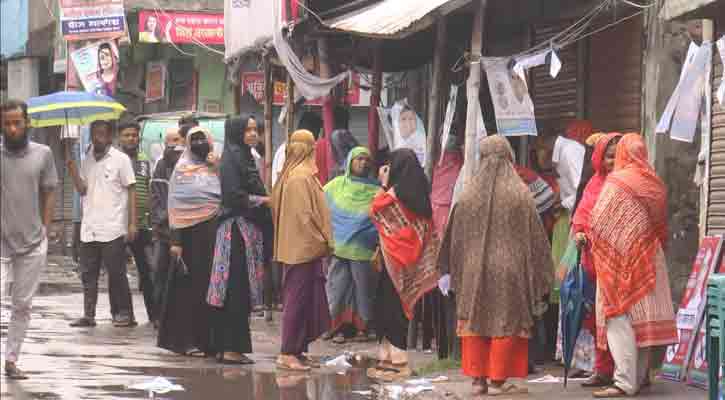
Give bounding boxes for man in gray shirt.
[1,100,58,379]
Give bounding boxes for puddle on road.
[4,365,381,400]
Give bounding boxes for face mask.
[2,132,29,151]
[190,142,210,160]
[164,145,183,165]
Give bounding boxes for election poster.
[70,40,120,97]
[138,10,224,45]
[145,61,167,103]
[661,236,723,381]
[59,0,127,41]
[482,57,538,137]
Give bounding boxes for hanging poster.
[241,71,373,106]
[138,10,224,45]
[660,236,723,381]
[482,57,538,137]
[70,40,120,97]
[59,0,127,41]
[717,36,724,106]
[391,100,427,167]
[439,85,459,166]
[224,0,275,61]
[145,61,166,103]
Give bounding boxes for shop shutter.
[707,25,725,235]
[587,15,643,132]
[531,21,581,133]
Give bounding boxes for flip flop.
[593,386,628,398]
[218,354,255,365]
[276,361,311,372]
[488,383,529,396]
[299,355,321,369]
[184,349,206,358]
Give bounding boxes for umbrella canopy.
[559,250,595,387]
[27,91,126,128]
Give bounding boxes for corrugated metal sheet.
[323,0,471,39]
[587,15,642,132]
[531,22,581,132]
[707,24,725,235]
[660,0,719,21]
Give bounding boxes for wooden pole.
[317,37,335,137]
[425,18,448,177]
[263,54,274,190]
[463,0,487,182]
[285,73,295,137]
[368,43,383,159]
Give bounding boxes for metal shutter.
[707,25,725,235]
[587,15,643,132]
[531,22,581,132]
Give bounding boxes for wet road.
[1,291,708,399]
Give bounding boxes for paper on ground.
[128,377,184,394]
[528,374,588,383]
[324,354,352,368]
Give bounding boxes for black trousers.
[152,239,170,318]
[80,237,134,320]
[127,229,156,321]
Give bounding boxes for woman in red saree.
[588,134,677,397]
[571,133,622,387]
[367,148,439,381]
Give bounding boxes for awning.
[660,0,721,21]
[321,0,472,39]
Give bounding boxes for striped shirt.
[131,152,151,229]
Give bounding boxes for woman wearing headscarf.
[328,106,360,180]
[323,146,379,344]
[588,134,677,398]
[554,133,622,381]
[272,129,334,372]
[158,127,218,357]
[206,116,272,364]
[438,136,553,396]
[367,148,439,381]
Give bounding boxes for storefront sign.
[59,0,127,41]
[241,71,369,106]
[138,10,224,45]
[70,40,119,97]
[482,57,538,136]
[660,236,723,381]
[145,61,166,103]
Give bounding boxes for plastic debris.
[324,354,352,368]
[128,377,184,394]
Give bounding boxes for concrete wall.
[642,13,700,304]
[6,58,39,101]
[195,50,234,113]
[0,0,28,57]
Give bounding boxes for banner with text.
[482,57,538,136]
[138,10,223,45]
[660,236,723,381]
[241,71,371,106]
[59,0,127,41]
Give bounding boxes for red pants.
[461,336,529,381]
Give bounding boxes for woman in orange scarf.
[588,134,677,397]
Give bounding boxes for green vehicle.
[137,112,228,166]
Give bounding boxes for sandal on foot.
[488,383,528,396]
[184,348,207,358]
[218,353,255,365]
[593,386,628,398]
[4,362,28,380]
[299,355,321,369]
[276,357,310,372]
[582,375,613,388]
[69,317,96,327]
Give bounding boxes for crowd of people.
[1,98,677,399]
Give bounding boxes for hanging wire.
[618,0,657,9]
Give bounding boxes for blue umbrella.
[560,250,596,387]
[27,91,126,128]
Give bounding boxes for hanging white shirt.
[271,141,287,187]
[552,136,585,212]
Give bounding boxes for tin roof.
[660,0,721,20]
[321,0,472,39]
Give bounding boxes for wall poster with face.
[70,39,120,97]
[389,99,427,167]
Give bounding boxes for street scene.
[1,0,725,399]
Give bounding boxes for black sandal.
[217,353,255,365]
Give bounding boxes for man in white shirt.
[550,135,585,212]
[67,120,137,328]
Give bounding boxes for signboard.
[241,71,370,106]
[59,0,127,41]
[145,61,166,103]
[224,0,275,61]
[70,40,120,97]
[138,10,224,45]
[482,57,538,136]
[661,236,723,381]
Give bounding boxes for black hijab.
[388,148,432,218]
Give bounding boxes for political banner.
[138,10,223,45]
[241,71,370,106]
[482,57,538,137]
[59,0,127,41]
[661,236,723,381]
[70,40,120,97]
[145,61,166,103]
